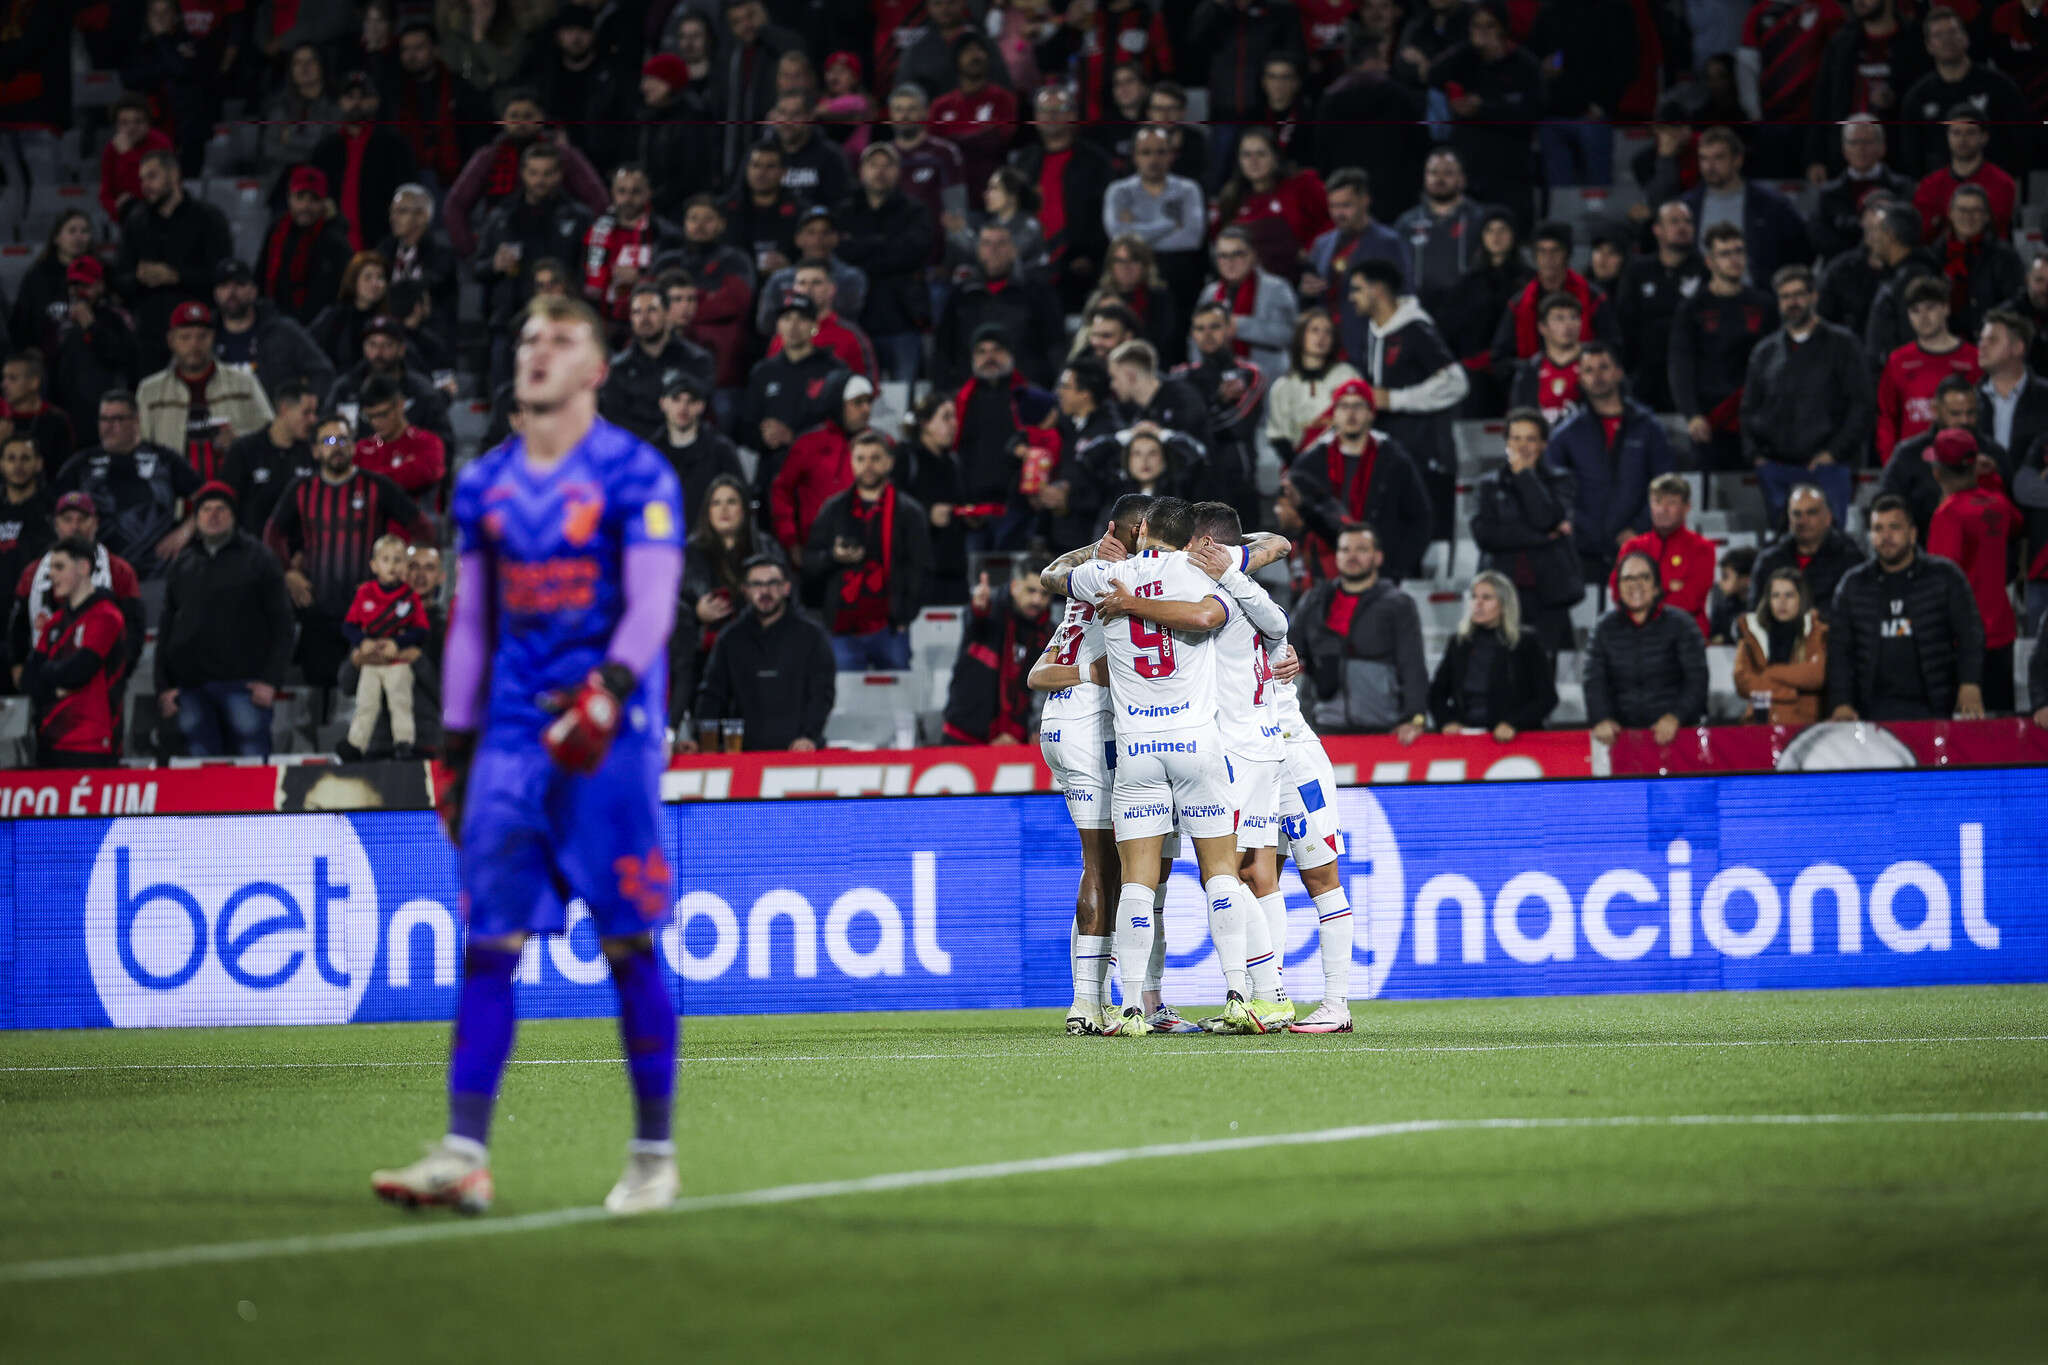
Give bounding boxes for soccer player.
[371,294,685,1216]
[1266,644,1356,1033]
[1044,497,1289,1036]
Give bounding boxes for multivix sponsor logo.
[1332,791,2003,996]
[85,817,382,1026]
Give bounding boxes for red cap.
[66,256,105,287]
[288,165,329,197]
[169,300,214,330]
[1330,377,1375,411]
[1927,427,1979,468]
[54,491,97,517]
[192,480,238,510]
[642,53,690,90]
[825,50,862,78]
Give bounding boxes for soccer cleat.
[1200,992,1259,1034]
[372,1138,494,1215]
[604,1147,680,1215]
[1146,1004,1204,1034]
[1103,1006,1153,1036]
[1250,998,1296,1033]
[1288,1001,1354,1034]
[1065,1002,1104,1035]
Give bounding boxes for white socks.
[1241,885,1281,999]
[1074,932,1109,1006]
[1113,884,1156,1009]
[1202,874,1254,997]
[1314,886,1354,1004]
[1144,883,1167,993]
[1258,893,1290,995]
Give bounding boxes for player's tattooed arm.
[1241,531,1293,572]
[1038,524,1126,595]
[1026,644,1082,692]
[1095,578,1227,632]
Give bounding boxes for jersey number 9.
[1129,618,1176,679]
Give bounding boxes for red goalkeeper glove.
[434,730,477,848]
[539,664,635,775]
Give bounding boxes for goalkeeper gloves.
[539,662,636,775]
[435,729,477,848]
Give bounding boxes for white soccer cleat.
[372,1137,494,1215]
[1287,1001,1354,1034]
[605,1146,680,1215]
[1065,1002,1104,1035]
[1146,1004,1204,1034]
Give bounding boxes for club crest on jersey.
[563,493,606,547]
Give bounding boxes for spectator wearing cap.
[631,55,718,219]
[601,281,716,443]
[154,481,294,757]
[300,72,421,253]
[137,304,276,485]
[742,293,847,488]
[326,314,456,453]
[7,491,144,704]
[50,256,140,428]
[211,257,335,406]
[260,168,356,329]
[1882,374,2008,539]
[0,351,74,466]
[772,372,877,562]
[1828,491,1985,721]
[838,141,938,385]
[583,165,685,331]
[1283,379,1433,583]
[806,432,931,671]
[1924,426,2021,710]
[1610,474,1718,639]
[355,376,448,502]
[652,373,744,528]
[1925,184,2025,342]
[751,206,870,337]
[1547,342,1677,584]
[1741,264,1875,527]
[1196,226,1299,388]
[444,89,609,260]
[1810,118,1917,261]
[1488,221,1620,373]
[223,378,321,534]
[769,263,877,379]
[113,149,235,376]
[933,223,1066,391]
[1677,127,1814,289]
[1670,224,1780,471]
[1898,9,2031,175]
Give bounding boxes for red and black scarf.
[261,218,325,317]
[834,484,897,634]
[398,69,462,183]
[1942,232,1985,319]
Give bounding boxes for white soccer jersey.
[1269,667,1310,743]
[1213,570,1288,762]
[1070,551,1228,738]
[1040,592,1110,726]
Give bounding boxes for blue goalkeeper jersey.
[452,416,683,744]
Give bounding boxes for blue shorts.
[459,735,671,939]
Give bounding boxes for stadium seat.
[1549,185,1644,228]
[832,670,916,715]
[451,401,491,455]
[1705,644,1740,721]
[2018,638,2038,710]
[823,711,899,748]
[1453,419,1503,476]
[1552,680,1587,726]
[21,182,94,240]
[0,244,34,304]
[75,70,120,109]
[1706,473,1769,529]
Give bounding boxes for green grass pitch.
[1,985,2044,1363]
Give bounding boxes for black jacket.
[1428,625,1558,731]
[1008,139,1115,282]
[1740,321,1876,465]
[155,530,295,689]
[1828,549,1983,717]
[1288,576,1429,732]
[1677,182,1813,286]
[740,347,845,491]
[1470,463,1586,610]
[1897,64,2031,174]
[377,232,463,345]
[1817,248,1889,343]
[217,303,335,404]
[695,605,836,750]
[114,194,235,369]
[1287,432,1434,582]
[1584,604,1709,727]
[893,439,969,600]
[1992,377,2048,571]
[601,335,716,442]
[221,430,318,534]
[1669,285,1778,421]
[1614,252,1707,413]
[1863,249,1942,364]
[933,265,1068,390]
[653,429,746,533]
[258,216,354,327]
[1811,169,1917,259]
[327,363,455,453]
[302,127,418,248]
[55,306,139,426]
[1879,428,2011,539]
[474,193,596,327]
[1805,19,1930,173]
[1750,527,1863,624]
[1925,233,2025,340]
[636,92,722,218]
[942,594,1056,743]
[803,486,933,632]
[836,189,937,338]
[1186,0,1307,122]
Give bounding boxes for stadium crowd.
[3,0,2048,767]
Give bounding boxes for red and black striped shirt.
[1742,0,1845,122]
[264,470,429,617]
[1988,0,2048,116]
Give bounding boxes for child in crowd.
[1706,546,1756,644]
[339,534,429,760]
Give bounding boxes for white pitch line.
[0,1111,2040,1286]
[2,1033,2045,1073]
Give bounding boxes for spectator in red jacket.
[771,373,876,564]
[1911,106,2018,241]
[928,34,1018,197]
[1878,274,1982,460]
[18,535,129,767]
[98,95,175,225]
[1212,126,1332,286]
[1611,473,1718,638]
[662,195,758,394]
[353,376,447,503]
[1926,427,2019,710]
[336,533,429,760]
[10,493,145,703]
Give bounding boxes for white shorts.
[1040,717,1113,831]
[1230,754,1282,852]
[1279,739,1345,870]
[1112,729,1234,841]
